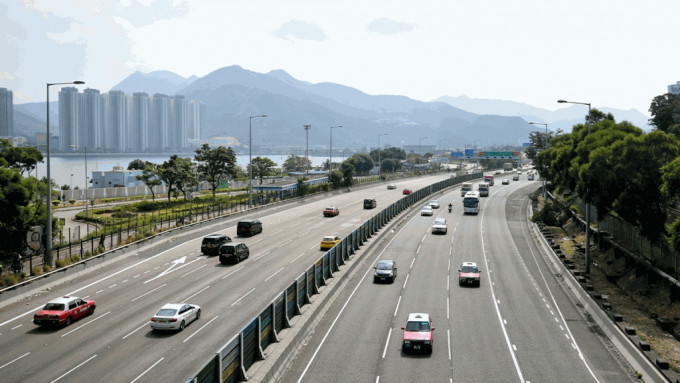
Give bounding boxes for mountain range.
[12,66,651,152]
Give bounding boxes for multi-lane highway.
[0,173,453,382]
[281,174,635,382]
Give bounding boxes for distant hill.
[11,66,652,151]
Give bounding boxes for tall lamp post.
[377,133,388,173]
[248,114,267,208]
[46,80,84,266]
[558,99,592,275]
[304,125,311,176]
[329,125,342,178]
[528,122,548,201]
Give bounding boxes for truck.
[484,175,494,186]
[478,183,489,197]
[503,163,513,172]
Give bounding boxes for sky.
[1,0,678,116]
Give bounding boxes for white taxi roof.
[46,296,79,305]
[407,313,430,322]
[462,261,478,268]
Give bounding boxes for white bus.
[460,182,473,197]
[463,191,480,214]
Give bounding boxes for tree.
[0,139,43,176]
[136,162,162,202]
[194,144,238,199]
[282,154,311,173]
[251,156,277,184]
[349,153,374,175]
[340,162,355,186]
[127,158,146,170]
[173,158,198,200]
[649,93,680,136]
[525,130,553,161]
[329,169,343,188]
[159,155,194,203]
[381,158,401,173]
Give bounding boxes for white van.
[460,182,472,197]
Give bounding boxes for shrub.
[69,199,77,204]
[55,259,68,268]
[52,200,60,207]
[31,267,42,277]
[70,255,81,263]
[1,274,18,287]
[84,250,92,259]
[42,264,51,272]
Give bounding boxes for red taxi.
[402,189,412,195]
[401,313,434,353]
[323,206,340,217]
[458,261,482,287]
[33,296,96,327]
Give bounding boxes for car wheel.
[65,317,72,326]
[391,276,396,283]
[196,309,201,320]
[179,320,186,331]
[88,306,95,316]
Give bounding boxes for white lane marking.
[381,327,392,358]
[131,284,167,302]
[416,244,421,254]
[393,296,401,317]
[271,229,283,236]
[129,357,164,383]
[61,311,111,337]
[513,344,517,351]
[122,322,149,340]
[279,239,293,247]
[447,329,452,360]
[11,324,22,330]
[447,298,450,319]
[421,234,427,242]
[109,284,117,288]
[250,238,264,245]
[309,243,318,250]
[402,274,409,289]
[231,288,256,306]
[50,354,97,383]
[95,290,103,294]
[220,266,245,280]
[184,286,211,302]
[183,315,219,343]
[133,275,140,278]
[265,267,284,282]
[252,250,271,261]
[0,352,30,370]
[180,264,207,278]
[121,279,129,283]
[289,253,306,263]
[410,258,415,269]
[144,256,196,284]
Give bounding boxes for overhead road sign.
[465,151,519,160]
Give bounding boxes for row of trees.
[530,93,680,251]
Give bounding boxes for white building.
[91,166,144,188]
[669,81,680,94]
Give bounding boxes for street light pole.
[378,133,388,173]
[304,125,311,176]
[528,122,548,201]
[329,125,342,178]
[248,114,267,208]
[558,99,592,275]
[46,80,84,267]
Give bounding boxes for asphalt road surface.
[280,176,634,382]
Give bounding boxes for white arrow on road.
[144,256,190,284]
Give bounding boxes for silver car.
[432,218,447,234]
[150,303,201,331]
[421,206,433,216]
[429,200,440,209]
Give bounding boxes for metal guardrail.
[186,172,481,382]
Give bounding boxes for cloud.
[366,17,415,35]
[273,19,327,41]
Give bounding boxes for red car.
[458,261,481,286]
[401,313,434,353]
[323,206,340,217]
[402,189,412,195]
[33,296,96,327]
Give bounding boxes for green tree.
[194,144,238,199]
[381,158,401,173]
[127,158,146,170]
[329,169,343,188]
[296,177,309,196]
[0,139,43,176]
[350,153,374,175]
[136,162,162,202]
[340,162,355,186]
[159,155,194,203]
[251,156,277,184]
[173,158,198,200]
[649,93,680,136]
[525,130,552,161]
[282,154,311,173]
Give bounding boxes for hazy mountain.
[12,106,52,144]
[435,95,652,132]
[111,70,198,95]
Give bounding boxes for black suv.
[219,242,249,264]
[237,219,262,237]
[363,198,377,209]
[201,234,231,255]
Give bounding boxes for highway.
[281,175,634,382]
[0,173,454,382]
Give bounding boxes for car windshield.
[377,262,392,270]
[156,309,177,317]
[43,303,65,311]
[434,219,445,225]
[463,199,478,208]
[323,237,335,242]
[405,321,430,332]
[203,237,221,244]
[223,246,235,254]
[462,265,478,273]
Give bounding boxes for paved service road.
[0,174,454,382]
[282,178,634,382]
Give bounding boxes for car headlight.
[403,340,410,344]
[423,340,431,345]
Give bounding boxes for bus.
[460,182,473,197]
[463,191,480,214]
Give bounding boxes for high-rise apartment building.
[669,81,680,94]
[188,100,206,141]
[169,95,187,151]
[79,88,104,150]
[58,87,80,150]
[104,91,128,152]
[128,92,150,152]
[150,93,170,151]
[0,87,13,138]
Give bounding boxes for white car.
[150,303,201,331]
[429,200,440,209]
[432,218,447,234]
[421,206,433,216]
